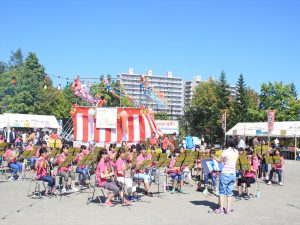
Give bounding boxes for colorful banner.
[222,111,226,130]
[267,110,276,133]
[155,120,179,134]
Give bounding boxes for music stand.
[134,160,152,201]
[265,156,281,164]
[236,156,251,172]
[156,158,171,195]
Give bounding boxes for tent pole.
[295,122,297,161]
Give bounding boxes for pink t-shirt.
[35,147,41,158]
[115,157,126,177]
[169,157,180,174]
[272,156,284,170]
[56,153,70,173]
[75,152,87,169]
[25,145,34,151]
[36,157,47,179]
[136,153,149,173]
[221,148,239,174]
[162,137,169,149]
[149,137,158,146]
[96,159,108,186]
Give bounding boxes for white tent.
[0,115,6,128]
[1,113,60,129]
[226,121,300,137]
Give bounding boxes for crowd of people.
[0,129,286,214]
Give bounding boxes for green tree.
[290,82,297,100]
[154,111,170,120]
[9,48,24,68]
[259,81,299,121]
[233,74,248,123]
[216,71,231,110]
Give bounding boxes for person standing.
[9,128,17,144]
[212,136,238,215]
[149,132,159,148]
[252,136,259,149]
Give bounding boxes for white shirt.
[221,147,238,174]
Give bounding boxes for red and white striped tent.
[72,106,163,144]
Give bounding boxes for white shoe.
[9,176,16,181]
[72,187,79,192]
[61,188,67,193]
[267,181,271,185]
[279,182,283,186]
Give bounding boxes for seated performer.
[133,145,153,197]
[236,154,259,200]
[169,149,185,194]
[115,148,136,199]
[128,144,137,163]
[267,148,284,186]
[202,149,218,195]
[55,144,78,193]
[96,149,131,206]
[36,148,55,195]
[4,143,22,181]
[74,145,90,186]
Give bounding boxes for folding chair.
[27,173,47,198]
[87,174,106,206]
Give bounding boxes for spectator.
[212,136,238,215]
[9,128,17,144]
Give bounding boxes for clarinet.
[107,160,123,189]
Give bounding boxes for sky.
[0,0,299,94]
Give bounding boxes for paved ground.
[0,160,300,225]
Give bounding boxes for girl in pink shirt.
[169,149,185,194]
[4,143,22,180]
[115,148,136,198]
[268,148,284,186]
[96,149,131,206]
[75,145,90,186]
[236,154,259,200]
[55,145,77,193]
[36,148,55,195]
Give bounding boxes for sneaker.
[225,208,232,215]
[279,182,283,186]
[213,190,219,196]
[72,187,79,192]
[267,181,271,185]
[202,188,208,195]
[61,188,67,193]
[104,201,114,207]
[244,195,250,200]
[133,195,141,201]
[122,199,132,206]
[179,189,186,194]
[214,207,225,215]
[145,191,153,197]
[9,176,16,181]
[236,195,242,200]
[170,189,175,194]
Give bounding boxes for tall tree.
[259,81,299,121]
[9,48,24,67]
[290,82,297,100]
[216,71,231,110]
[233,74,248,123]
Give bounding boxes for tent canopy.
[226,121,300,137]
[0,113,60,129]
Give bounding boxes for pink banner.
[267,110,276,132]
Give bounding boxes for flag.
[222,110,226,131]
[267,110,276,133]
